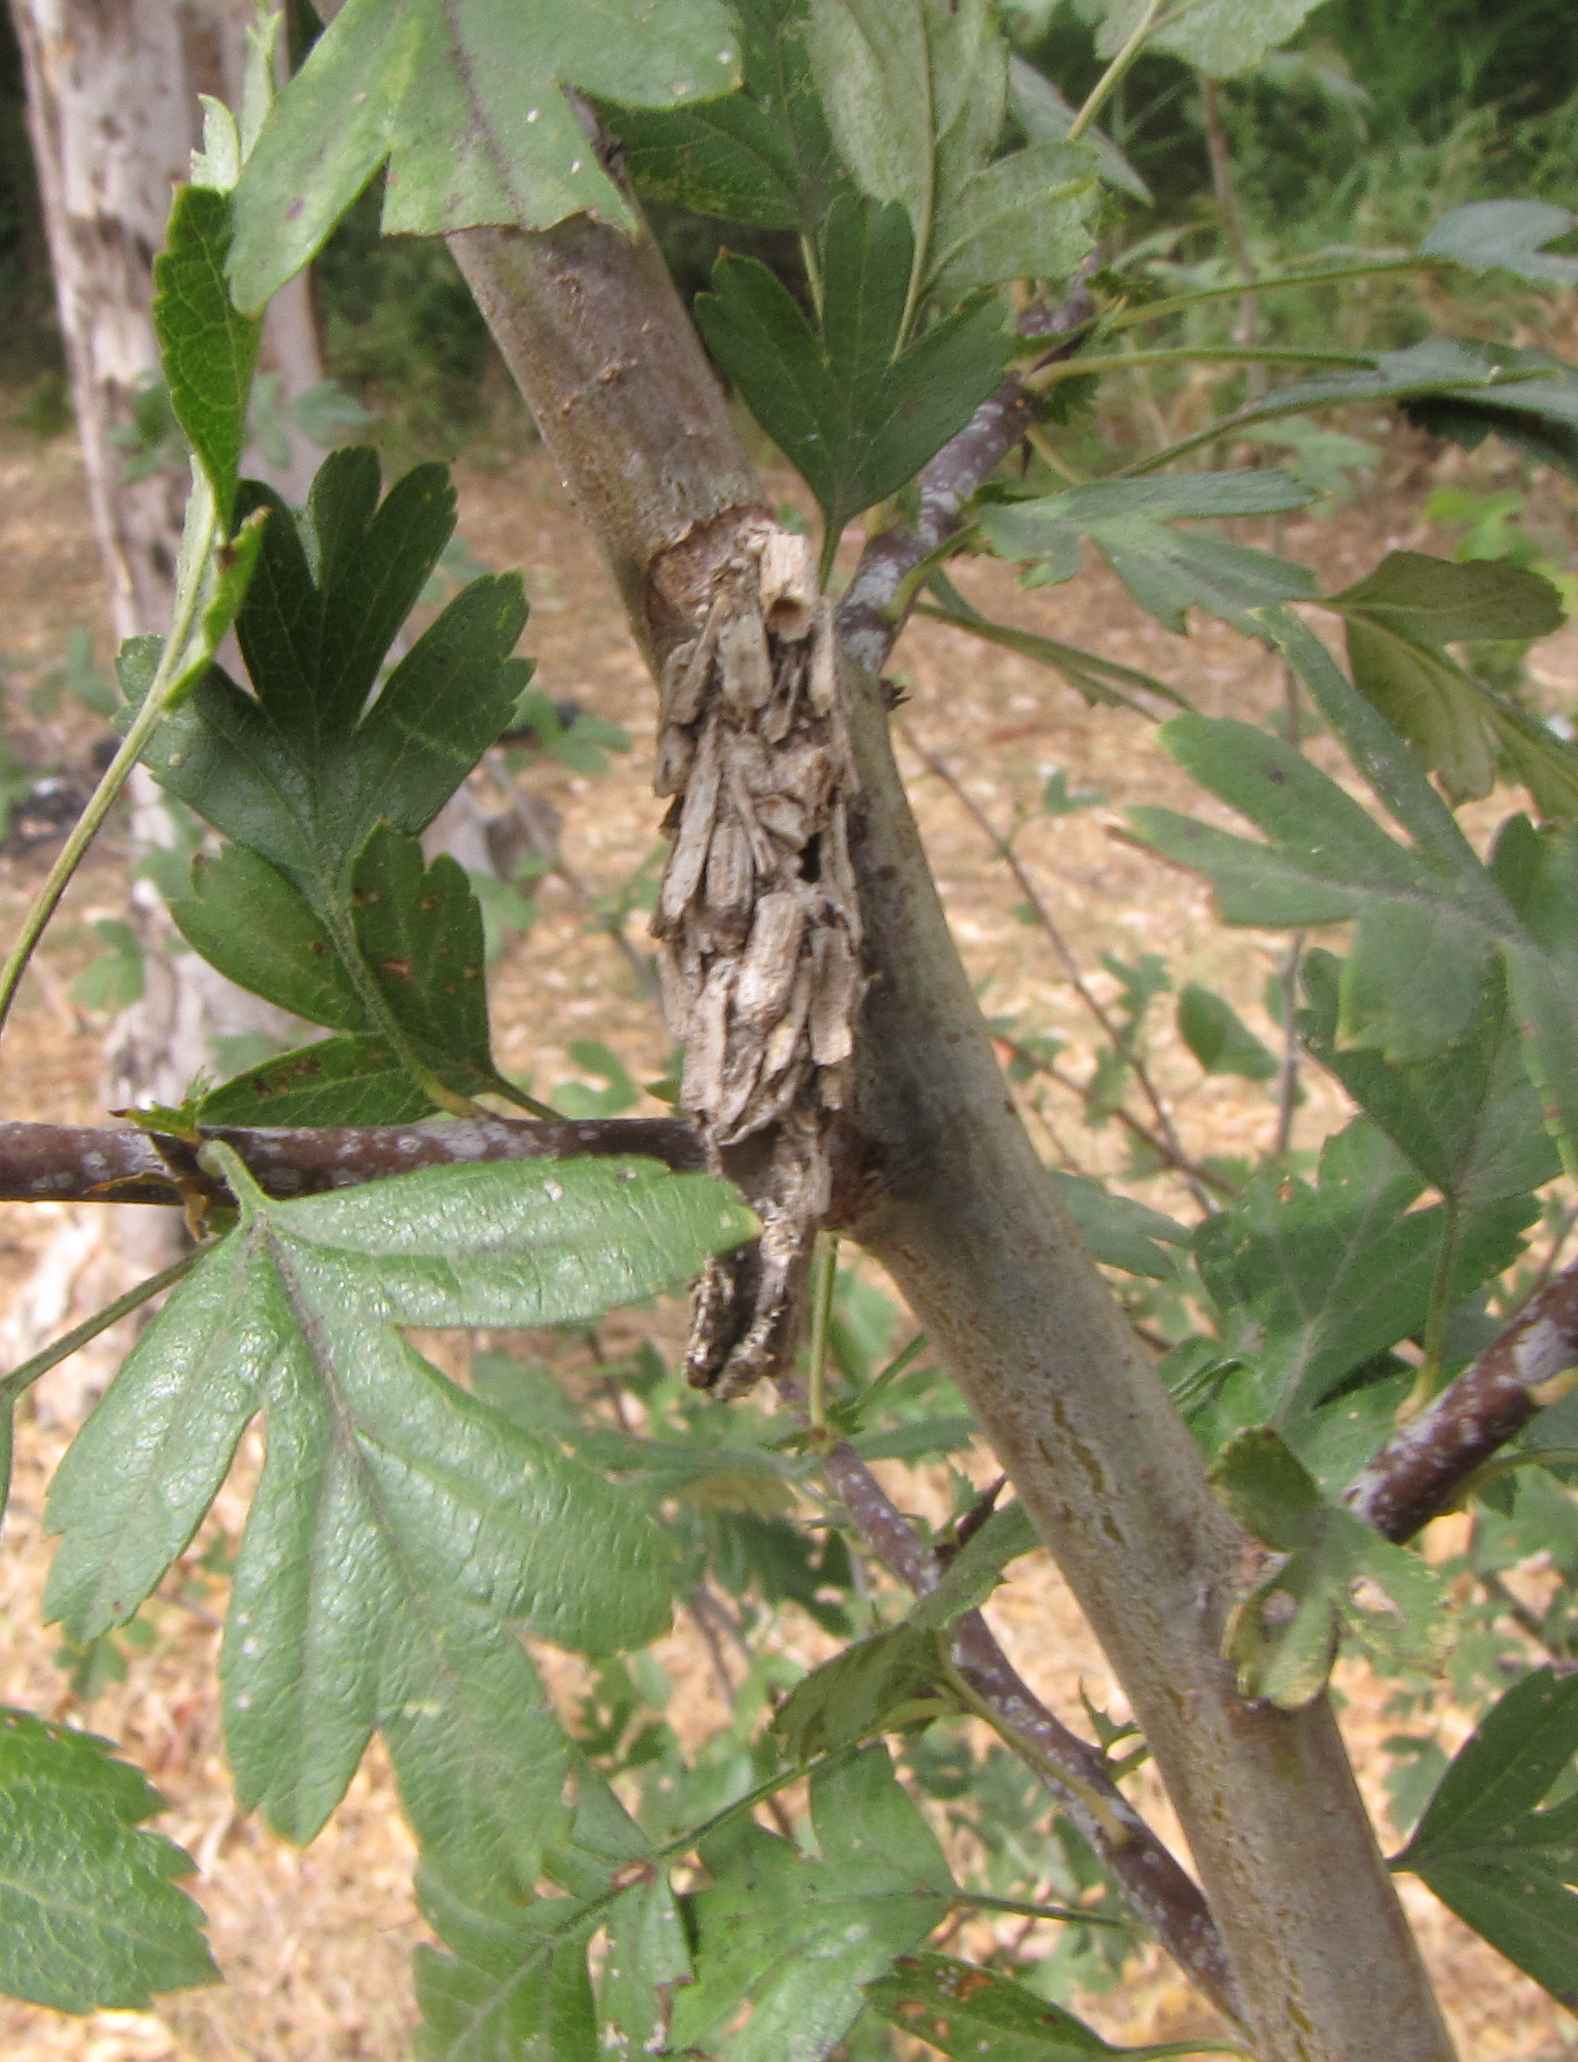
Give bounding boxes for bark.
[448,214,1457,2060]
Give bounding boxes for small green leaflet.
[773,1628,951,1761]
[1085,0,1330,80]
[806,1,1098,306]
[865,1951,1223,2058]
[153,184,261,530]
[1050,1172,1191,1280]
[1394,1666,1578,2007]
[1130,609,1578,1174]
[1423,201,1578,290]
[0,1709,216,2011]
[668,1745,955,2060]
[1320,551,1578,816]
[1177,983,1277,1082]
[1211,1430,1448,1710]
[44,1149,754,1870]
[976,470,1318,634]
[228,0,742,310]
[1193,1118,1532,1424]
[696,197,1010,567]
[601,0,843,233]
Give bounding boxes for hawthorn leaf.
[47,1150,754,1849]
[1130,612,1578,1168]
[140,452,528,1105]
[1395,1666,1578,2007]
[415,1866,600,2062]
[194,1034,438,1128]
[0,1709,217,2011]
[772,1627,949,1761]
[153,183,261,529]
[1320,551,1576,813]
[1297,950,1559,1209]
[601,0,840,231]
[1212,1430,1448,1709]
[1178,983,1277,1082]
[977,471,1318,633]
[808,2,1096,305]
[865,1952,1203,2058]
[228,0,742,309]
[695,197,1009,548]
[1008,55,1151,204]
[910,1502,1039,1629]
[1087,0,1329,79]
[1050,1172,1191,1279]
[926,137,1099,301]
[1422,201,1578,289]
[171,845,363,1030]
[597,1866,694,2060]
[669,1745,954,2060]
[1193,1119,1533,1422]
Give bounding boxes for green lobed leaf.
[47,1150,753,1853]
[1049,1172,1191,1279]
[171,845,363,1029]
[1008,54,1151,204]
[1321,552,1577,815]
[808,2,1096,307]
[668,1745,955,2059]
[1088,0,1330,79]
[415,1865,600,2062]
[1193,1119,1533,1422]
[601,0,841,231]
[864,1951,1209,2058]
[194,1033,437,1127]
[1131,612,1578,1171]
[772,1627,950,1761]
[152,183,261,529]
[0,1709,217,2011]
[695,197,1010,549]
[1297,950,1559,1210]
[910,1502,1039,1630]
[1422,201,1578,289]
[978,471,1318,634]
[228,0,743,310]
[1395,1667,1578,2007]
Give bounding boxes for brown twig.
[1346,1253,1578,1542]
[778,1380,1242,2023]
[0,1114,705,1207]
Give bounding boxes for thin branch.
[786,1391,1242,2023]
[1345,1253,1578,1542]
[904,733,1215,1216]
[836,274,1096,678]
[0,1115,705,1208]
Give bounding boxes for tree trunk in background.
[7,0,303,1298]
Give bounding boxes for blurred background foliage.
[2,0,1576,459]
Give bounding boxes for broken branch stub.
[652,525,863,1396]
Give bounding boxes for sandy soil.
[1,418,1575,2060]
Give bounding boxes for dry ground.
[1,417,1576,2060]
